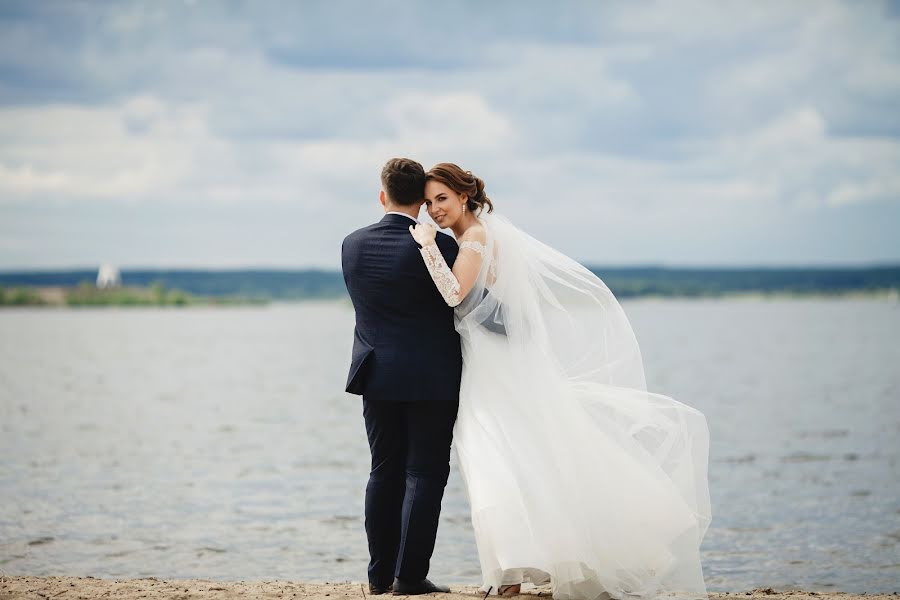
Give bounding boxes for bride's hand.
[409,223,437,247]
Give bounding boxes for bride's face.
[424,180,466,229]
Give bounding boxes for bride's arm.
[410,224,485,307]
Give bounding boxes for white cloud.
[0,98,205,202]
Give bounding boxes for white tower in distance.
[96,264,122,289]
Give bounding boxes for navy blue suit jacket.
[341,213,463,403]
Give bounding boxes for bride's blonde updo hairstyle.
[426,163,494,215]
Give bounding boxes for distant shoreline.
[2,265,898,305]
[0,283,267,308]
[0,284,898,308]
[624,288,900,301]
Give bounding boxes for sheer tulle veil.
[451,211,711,600]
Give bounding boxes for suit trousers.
[362,397,459,586]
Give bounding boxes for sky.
[1,0,899,270]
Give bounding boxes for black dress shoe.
[392,578,450,595]
[369,583,394,595]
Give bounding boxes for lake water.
[0,299,898,592]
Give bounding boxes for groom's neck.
[383,203,421,220]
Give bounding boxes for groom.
[341,158,463,595]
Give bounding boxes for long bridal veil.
[451,212,711,600]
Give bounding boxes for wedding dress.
[417,213,711,600]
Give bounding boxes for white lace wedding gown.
[418,213,711,600]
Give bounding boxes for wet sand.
[1,576,896,600]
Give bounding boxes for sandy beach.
[1,577,896,600]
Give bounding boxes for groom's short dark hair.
[381,158,426,206]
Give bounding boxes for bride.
[408,163,711,600]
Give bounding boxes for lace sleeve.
[461,240,497,284]
[459,240,485,256]
[420,243,462,307]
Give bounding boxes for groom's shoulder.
[343,221,381,246]
[434,230,459,256]
[435,230,455,245]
